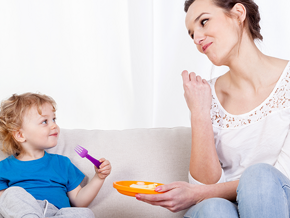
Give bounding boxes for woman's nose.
[193,32,205,45]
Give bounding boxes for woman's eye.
[201,19,208,26]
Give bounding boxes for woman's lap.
[184,163,290,218]
[184,198,238,218]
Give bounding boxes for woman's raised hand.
[135,181,204,212]
[182,70,212,115]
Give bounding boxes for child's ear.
[12,130,26,143]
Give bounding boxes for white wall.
[0,0,289,130]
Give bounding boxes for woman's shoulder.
[267,56,289,78]
[207,76,220,90]
[207,73,229,107]
[269,56,289,66]
[207,70,229,88]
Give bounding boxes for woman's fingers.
[136,182,180,202]
[196,75,202,83]
[189,72,196,82]
[181,70,190,84]
[138,198,175,210]
[136,182,194,213]
[181,70,212,114]
[136,188,171,203]
[154,182,178,192]
[182,70,204,85]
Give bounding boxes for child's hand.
[95,158,111,179]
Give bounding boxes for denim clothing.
[184,163,290,218]
[184,198,239,218]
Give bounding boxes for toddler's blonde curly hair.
[0,93,56,156]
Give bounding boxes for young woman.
[136,0,290,217]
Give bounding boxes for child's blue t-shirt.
[0,151,85,209]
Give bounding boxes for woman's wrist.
[190,110,211,121]
[190,111,212,131]
[188,183,211,205]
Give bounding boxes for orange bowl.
[113,181,164,197]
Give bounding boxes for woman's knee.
[237,163,290,217]
[237,163,287,205]
[238,163,279,193]
[184,198,238,218]
[240,163,275,182]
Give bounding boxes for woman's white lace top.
[189,61,290,184]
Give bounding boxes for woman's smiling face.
[185,0,241,66]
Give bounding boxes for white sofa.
[0,127,192,218]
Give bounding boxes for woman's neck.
[223,36,284,92]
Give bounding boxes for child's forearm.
[71,176,105,207]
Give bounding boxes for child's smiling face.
[20,103,60,151]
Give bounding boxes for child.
[0,93,111,218]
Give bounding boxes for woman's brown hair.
[184,0,263,40]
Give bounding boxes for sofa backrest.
[0,127,192,218]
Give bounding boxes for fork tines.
[74,145,85,157]
[74,145,82,151]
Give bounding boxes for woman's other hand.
[182,70,212,116]
[135,181,204,212]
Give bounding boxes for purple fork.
[74,145,101,168]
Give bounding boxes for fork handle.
[86,154,101,169]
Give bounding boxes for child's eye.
[201,19,208,26]
[53,118,56,123]
[42,120,47,124]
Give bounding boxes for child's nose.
[51,123,57,129]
